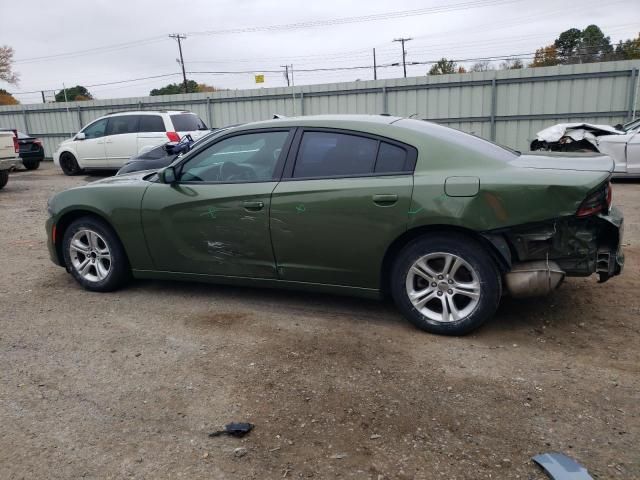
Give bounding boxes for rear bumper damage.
[486,206,624,297]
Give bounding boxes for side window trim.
[174,127,296,185]
[282,127,417,181]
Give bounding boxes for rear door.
[270,129,415,289]
[104,115,139,168]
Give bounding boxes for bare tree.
[0,46,19,85]
[470,60,495,72]
[499,58,524,70]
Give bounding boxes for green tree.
[428,58,457,75]
[150,80,200,95]
[554,28,582,63]
[55,85,93,102]
[615,33,640,60]
[579,24,613,62]
[0,46,19,85]
[0,88,19,105]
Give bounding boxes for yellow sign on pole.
[255,74,265,84]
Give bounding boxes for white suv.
[53,110,209,175]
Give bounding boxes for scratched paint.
[200,207,218,219]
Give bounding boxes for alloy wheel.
[405,252,481,323]
[69,229,112,282]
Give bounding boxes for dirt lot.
[1,163,638,479]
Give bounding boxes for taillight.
[12,135,19,153]
[166,131,180,142]
[576,182,611,217]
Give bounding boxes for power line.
[187,0,521,36]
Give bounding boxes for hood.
[90,170,155,185]
[511,152,614,173]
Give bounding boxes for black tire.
[22,158,40,170]
[391,233,502,336]
[0,170,8,189]
[62,216,130,292]
[59,152,82,176]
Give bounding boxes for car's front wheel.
[59,152,82,176]
[0,170,8,189]
[391,233,501,335]
[62,217,129,292]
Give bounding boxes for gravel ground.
[1,163,638,480]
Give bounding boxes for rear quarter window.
[170,114,207,132]
[138,115,166,133]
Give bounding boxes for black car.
[0,129,44,170]
[117,128,230,175]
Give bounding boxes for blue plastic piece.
[532,452,594,480]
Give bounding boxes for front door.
[75,118,108,167]
[270,130,415,289]
[626,128,640,175]
[141,129,294,278]
[104,115,140,168]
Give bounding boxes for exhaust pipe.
[504,260,565,298]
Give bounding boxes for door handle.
[105,140,113,144]
[242,200,264,211]
[372,194,398,206]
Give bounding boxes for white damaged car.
[531,118,640,177]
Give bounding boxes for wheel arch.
[380,224,511,297]
[54,209,129,269]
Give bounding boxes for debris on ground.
[208,422,254,438]
[532,452,594,480]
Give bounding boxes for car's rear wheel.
[22,158,40,170]
[0,170,8,189]
[391,233,501,335]
[62,217,129,292]
[60,152,82,176]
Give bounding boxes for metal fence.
[1,60,639,158]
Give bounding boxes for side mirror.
[158,166,177,184]
[75,132,86,141]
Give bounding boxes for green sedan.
[46,115,624,335]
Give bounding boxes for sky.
[2,0,639,104]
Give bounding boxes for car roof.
[241,114,403,129]
[103,110,195,117]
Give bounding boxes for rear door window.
[293,131,378,178]
[170,114,207,131]
[105,115,139,136]
[138,115,166,133]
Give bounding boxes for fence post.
[490,78,497,141]
[206,97,212,127]
[300,91,305,116]
[76,106,83,130]
[627,68,638,122]
[22,107,30,134]
[382,86,388,114]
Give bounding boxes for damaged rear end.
[490,153,624,297]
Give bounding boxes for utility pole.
[41,91,46,103]
[169,34,188,93]
[281,65,290,86]
[393,37,412,78]
[373,48,377,80]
